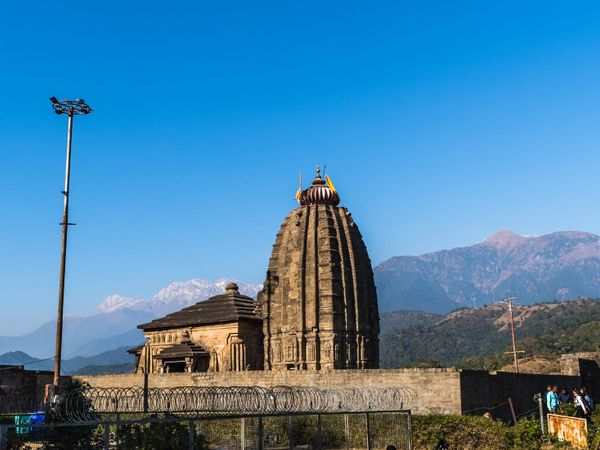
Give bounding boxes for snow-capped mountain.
[97,294,145,313]
[0,278,262,358]
[97,278,262,316]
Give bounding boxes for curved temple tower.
[258,167,380,370]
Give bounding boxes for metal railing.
[1,411,413,450]
[0,385,414,449]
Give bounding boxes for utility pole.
[49,97,92,390]
[503,295,520,373]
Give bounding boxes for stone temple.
[258,167,379,370]
[131,167,379,373]
[132,282,263,373]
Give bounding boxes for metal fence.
[0,385,413,449]
[1,411,412,450]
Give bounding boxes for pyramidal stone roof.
[138,282,261,331]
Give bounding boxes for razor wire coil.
[58,385,414,421]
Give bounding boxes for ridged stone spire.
[257,167,379,371]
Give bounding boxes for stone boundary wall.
[0,366,58,412]
[77,368,586,418]
[77,368,462,415]
[560,352,600,376]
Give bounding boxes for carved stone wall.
[259,204,380,370]
[138,320,262,374]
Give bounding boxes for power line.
[0,355,57,371]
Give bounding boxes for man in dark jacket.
[558,386,571,405]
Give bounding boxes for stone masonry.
[258,167,380,371]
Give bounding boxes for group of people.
[544,384,595,421]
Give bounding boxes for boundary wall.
[76,368,581,419]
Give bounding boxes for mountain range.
[0,278,261,359]
[97,278,262,316]
[374,230,600,313]
[0,347,135,375]
[5,231,600,373]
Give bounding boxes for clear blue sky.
[2,1,600,334]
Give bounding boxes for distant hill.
[73,363,135,375]
[380,310,442,335]
[375,230,600,313]
[379,298,600,369]
[0,347,135,374]
[0,351,42,366]
[0,309,152,359]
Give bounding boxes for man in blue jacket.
[547,385,559,413]
[543,385,552,412]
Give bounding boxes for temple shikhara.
[130,167,380,373]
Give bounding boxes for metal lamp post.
[49,97,92,389]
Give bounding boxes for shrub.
[411,414,572,450]
[509,418,542,450]
[117,415,207,450]
[412,415,512,450]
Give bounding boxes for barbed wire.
[57,385,415,421]
[461,401,509,415]
[516,406,539,419]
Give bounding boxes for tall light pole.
[49,97,92,389]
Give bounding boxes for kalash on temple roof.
[130,166,380,374]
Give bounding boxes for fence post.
[316,414,322,450]
[189,420,195,450]
[287,415,293,450]
[365,413,371,450]
[116,414,121,449]
[344,414,350,450]
[103,422,110,450]
[0,424,7,450]
[258,416,264,450]
[537,393,545,434]
[143,371,149,413]
[508,397,517,425]
[407,412,414,450]
[240,417,245,450]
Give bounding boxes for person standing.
[573,388,591,421]
[546,385,559,413]
[580,387,595,414]
[558,386,571,405]
[543,385,552,412]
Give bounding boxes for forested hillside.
[379,299,600,369]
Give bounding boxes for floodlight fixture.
[49,97,92,116]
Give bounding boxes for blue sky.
[2,1,600,334]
